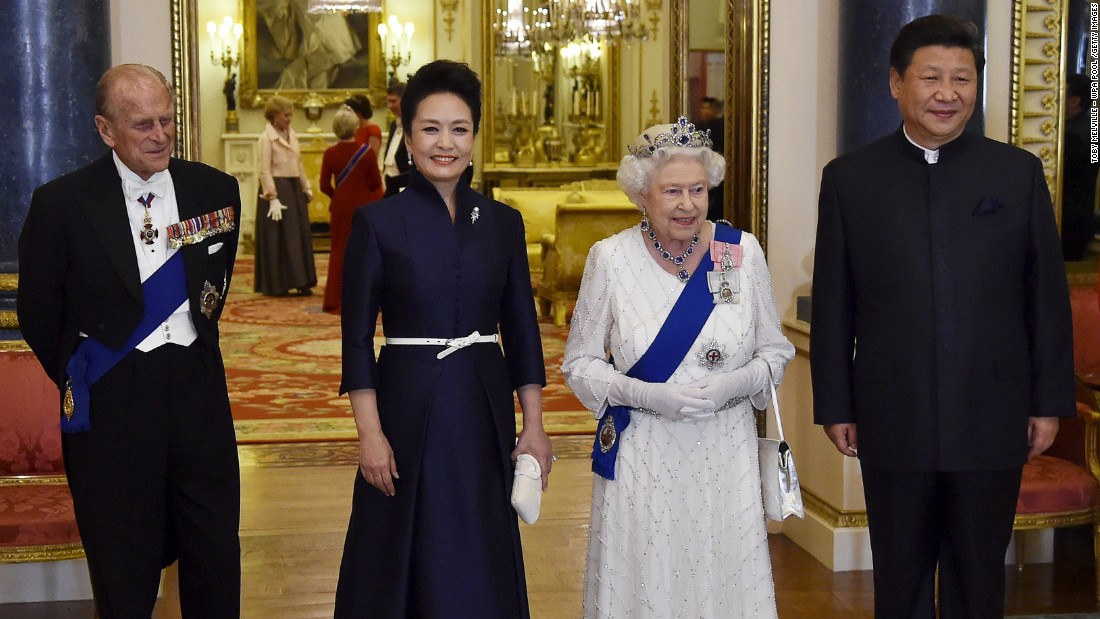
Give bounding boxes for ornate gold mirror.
[480,0,629,187]
[171,0,201,160]
[1011,0,1097,280]
[670,0,769,242]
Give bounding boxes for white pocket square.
[207,242,224,255]
[511,454,542,524]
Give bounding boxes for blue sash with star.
[61,251,188,433]
[592,223,742,480]
[336,143,371,188]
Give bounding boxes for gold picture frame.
[238,0,387,109]
[670,0,770,249]
[1009,0,1066,229]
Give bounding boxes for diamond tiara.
[626,116,713,158]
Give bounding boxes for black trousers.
[62,341,241,618]
[862,467,1022,619]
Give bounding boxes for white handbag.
[511,454,543,524]
[758,379,804,521]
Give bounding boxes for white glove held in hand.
[688,358,770,407]
[607,374,715,422]
[267,198,286,221]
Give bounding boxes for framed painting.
[239,0,387,108]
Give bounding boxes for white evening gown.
[562,223,794,619]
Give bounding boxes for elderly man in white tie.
[17,64,242,617]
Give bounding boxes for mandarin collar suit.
[810,128,1074,472]
[18,152,241,388]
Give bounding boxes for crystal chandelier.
[492,0,648,52]
[493,0,535,54]
[306,0,383,14]
[576,0,648,41]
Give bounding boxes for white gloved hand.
[608,374,715,422]
[688,358,770,408]
[304,189,313,202]
[267,198,286,221]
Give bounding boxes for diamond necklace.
[647,228,699,282]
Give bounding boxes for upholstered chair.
[538,202,640,325]
[0,349,84,574]
[1012,376,1100,603]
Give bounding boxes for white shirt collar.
[902,126,939,164]
[112,152,171,201]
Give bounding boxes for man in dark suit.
[382,82,411,198]
[695,97,725,221]
[810,15,1073,618]
[17,64,241,617]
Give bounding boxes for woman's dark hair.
[400,60,482,135]
[344,93,373,119]
[889,15,985,77]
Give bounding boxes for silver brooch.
[697,339,727,370]
[471,206,480,224]
[200,280,220,318]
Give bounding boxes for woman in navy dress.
[335,60,553,618]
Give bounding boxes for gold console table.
[481,164,619,194]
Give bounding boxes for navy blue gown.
[335,170,545,618]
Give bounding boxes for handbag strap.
[766,366,786,443]
[769,381,786,442]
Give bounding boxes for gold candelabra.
[561,40,602,122]
[377,15,414,85]
[207,16,243,133]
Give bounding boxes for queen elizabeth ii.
[561,117,795,618]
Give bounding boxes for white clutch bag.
[758,380,804,521]
[511,454,543,524]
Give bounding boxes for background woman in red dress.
[319,106,383,314]
[344,93,382,154]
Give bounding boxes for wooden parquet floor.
[4,437,1098,618]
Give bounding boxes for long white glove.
[688,358,770,409]
[267,198,286,221]
[607,374,715,422]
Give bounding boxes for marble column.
[0,1,109,339]
[1065,0,1090,75]
[838,0,986,155]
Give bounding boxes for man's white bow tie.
[124,176,168,202]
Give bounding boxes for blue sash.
[62,251,188,433]
[591,223,742,479]
[335,144,371,188]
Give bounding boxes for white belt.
[385,330,500,359]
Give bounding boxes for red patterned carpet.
[222,256,593,442]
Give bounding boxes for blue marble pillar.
[838,0,986,155]
[0,1,109,338]
[1065,0,1090,75]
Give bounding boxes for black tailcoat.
[18,154,240,388]
[382,120,411,197]
[16,153,242,615]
